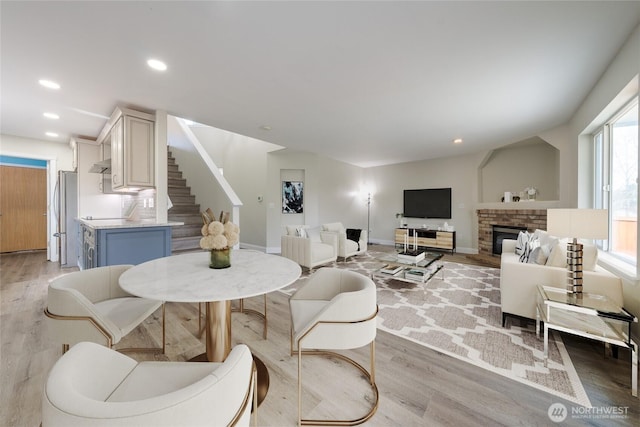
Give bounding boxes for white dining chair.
[289,267,379,426]
[42,341,257,426]
[44,265,165,354]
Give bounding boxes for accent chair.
[321,222,367,261]
[44,265,165,354]
[289,267,378,426]
[281,225,338,270]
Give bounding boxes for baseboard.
[239,242,269,253]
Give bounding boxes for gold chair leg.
[232,295,268,339]
[297,342,379,426]
[253,365,259,427]
[298,346,302,427]
[161,302,166,354]
[47,304,165,355]
[197,302,206,338]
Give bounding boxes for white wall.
[0,134,73,170]
[0,134,74,259]
[568,24,639,337]
[479,138,560,203]
[75,141,122,219]
[364,152,479,252]
[266,149,366,252]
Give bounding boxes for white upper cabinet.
[96,107,155,192]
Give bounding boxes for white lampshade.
[546,209,608,240]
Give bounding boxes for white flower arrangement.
[199,210,239,250]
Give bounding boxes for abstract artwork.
[282,181,303,214]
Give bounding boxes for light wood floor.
[1,249,638,426]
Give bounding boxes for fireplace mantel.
[475,200,561,210]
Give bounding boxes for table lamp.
[546,209,608,296]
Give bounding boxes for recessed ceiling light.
[43,112,59,119]
[45,132,59,137]
[147,59,167,71]
[39,79,60,89]
[453,138,463,144]
[260,125,272,131]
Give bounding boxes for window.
[593,99,638,266]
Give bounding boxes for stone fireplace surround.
[477,209,548,257]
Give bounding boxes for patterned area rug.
[280,251,591,407]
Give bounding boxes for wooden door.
[0,166,47,252]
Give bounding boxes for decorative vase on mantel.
[209,248,231,269]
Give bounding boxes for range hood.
[88,159,111,174]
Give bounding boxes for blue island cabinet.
[93,226,172,267]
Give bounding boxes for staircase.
[168,151,203,253]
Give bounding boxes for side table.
[536,285,638,397]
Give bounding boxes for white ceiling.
[1,1,639,167]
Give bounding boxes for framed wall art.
[282,181,303,214]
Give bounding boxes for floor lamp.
[546,209,608,296]
[366,192,371,245]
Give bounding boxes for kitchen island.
[77,219,184,269]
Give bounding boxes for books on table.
[379,264,404,275]
[405,269,428,282]
[397,250,425,264]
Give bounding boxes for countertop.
[77,218,184,229]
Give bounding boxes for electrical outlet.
[148,198,154,208]
[143,199,147,208]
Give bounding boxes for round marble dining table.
[119,249,301,362]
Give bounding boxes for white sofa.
[321,222,367,261]
[281,225,338,270]
[500,238,623,326]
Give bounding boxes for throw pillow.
[515,231,530,255]
[286,225,305,236]
[519,236,539,263]
[305,226,322,243]
[528,244,551,265]
[582,243,598,271]
[546,239,568,267]
[533,229,559,249]
[322,222,345,233]
[296,227,307,238]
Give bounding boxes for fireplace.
[492,225,527,255]
[476,209,547,257]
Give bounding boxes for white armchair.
[289,268,378,426]
[42,342,257,427]
[281,225,338,270]
[44,265,165,354]
[321,222,367,261]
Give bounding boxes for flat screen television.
[403,188,452,219]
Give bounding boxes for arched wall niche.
[478,137,560,203]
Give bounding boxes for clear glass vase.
[209,248,231,269]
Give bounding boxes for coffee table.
[536,285,638,397]
[372,251,444,284]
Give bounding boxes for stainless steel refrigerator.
[54,171,78,267]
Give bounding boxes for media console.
[394,228,456,254]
